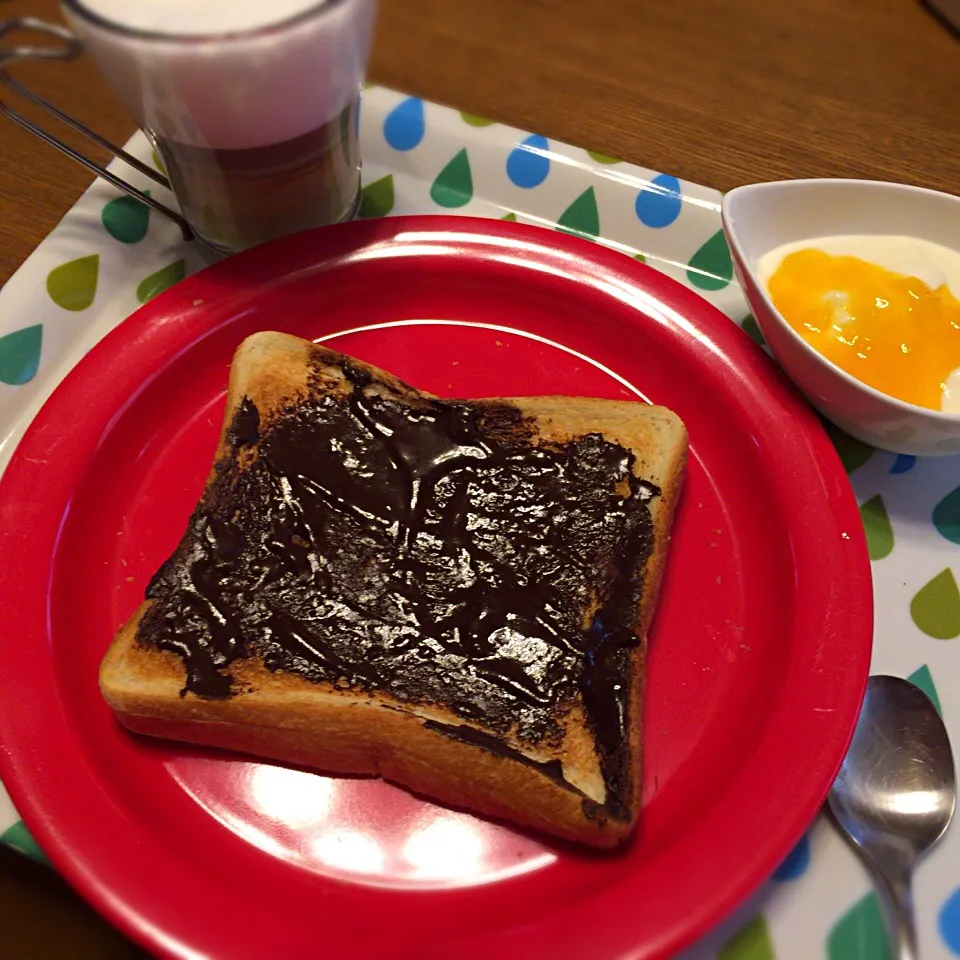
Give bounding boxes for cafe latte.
[63,0,376,252]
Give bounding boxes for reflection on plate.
[174,760,556,887]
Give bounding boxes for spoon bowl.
[828,674,956,959]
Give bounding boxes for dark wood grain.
[0,0,958,954]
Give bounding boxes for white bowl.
[721,178,960,457]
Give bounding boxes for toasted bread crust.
[102,625,628,846]
[100,332,687,848]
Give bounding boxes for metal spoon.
[828,674,956,960]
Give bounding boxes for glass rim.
[61,0,353,44]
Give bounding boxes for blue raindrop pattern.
[383,97,426,152]
[635,173,682,228]
[506,134,551,189]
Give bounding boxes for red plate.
[0,216,871,959]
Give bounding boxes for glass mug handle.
[0,18,193,241]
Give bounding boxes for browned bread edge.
[99,332,688,848]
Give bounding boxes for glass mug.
[56,0,378,255]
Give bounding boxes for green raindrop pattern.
[933,486,960,545]
[359,174,395,219]
[824,421,875,474]
[137,260,186,304]
[0,821,48,865]
[828,892,890,960]
[587,150,621,165]
[556,187,600,241]
[430,149,473,208]
[741,314,765,347]
[102,192,151,244]
[718,914,775,960]
[860,495,894,561]
[686,229,733,290]
[460,112,494,127]
[907,664,942,716]
[911,569,960,640]
[0,325,42,385]
[46,254,99,311]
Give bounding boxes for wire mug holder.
[0,17,194,241]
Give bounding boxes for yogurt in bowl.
[722,179,960,456]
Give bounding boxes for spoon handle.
[871,857,918,960]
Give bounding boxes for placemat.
[0,85,958,960]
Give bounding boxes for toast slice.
[100,331,688,848]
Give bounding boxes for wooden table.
[0,0,957,954]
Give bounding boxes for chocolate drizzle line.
[138,349,659,817]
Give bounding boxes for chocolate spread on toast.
[138,350,659,816]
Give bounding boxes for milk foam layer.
[64,0,376,150]
[70,0,329,35]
